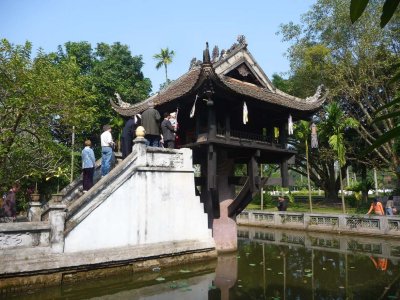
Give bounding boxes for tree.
[279,0,400,190]
[153,48,175,84]
[0,39,96,194]
[323,102,359,212]
[57,41,152,147]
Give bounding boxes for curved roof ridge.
[111,66,202,116]
[220,75,326,112]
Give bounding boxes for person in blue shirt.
[81,139,96,192]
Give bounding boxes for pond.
[5,226,400,300]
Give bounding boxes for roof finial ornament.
[188,57,202,70]
[114,92,131,108]
[211,45,219,63]
[203,42,211,64]
[237,34,247,46]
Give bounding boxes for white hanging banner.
[311,123,318,148]
[134,113,141,124]
[288,114,293,135]
[190,94,198,118]
[243,101,248,124]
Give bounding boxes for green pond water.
[5,226,400,300]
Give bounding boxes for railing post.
[380,216,389,233]
[28,201,42,222]
[133,126,147,166]
[49,196,67,253]
[304,213,310,229]
[338,214,347,231]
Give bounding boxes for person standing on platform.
[161,112,176,149]
[2,182,20,222]
[121,115,139,159]
[169,111,180,148]
[141,100,161,147]
[81,139,96,192]
[101,124,115,177]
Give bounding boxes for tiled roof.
[220,76,324,112]
[111,67,202,116]
[112,62,325,116]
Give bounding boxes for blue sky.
[0,0,315,93]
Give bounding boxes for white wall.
[64,147,213,252]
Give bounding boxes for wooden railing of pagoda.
[215,129,285,148]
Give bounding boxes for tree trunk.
[395,168,400,192]
[361,165,368,204]
[324,178,339,202]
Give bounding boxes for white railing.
[237,210,400,237]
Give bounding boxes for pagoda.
[112,36,325,251]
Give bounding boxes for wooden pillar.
[279,123,287,147]
[208,144,219,218]
[225,113,231,141]
[195,115,200,140]
[207,99,216,140]
[248,151,260,192]
[281,159,289,187]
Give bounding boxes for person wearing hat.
[141,100,161,147]
[101,124,115,176]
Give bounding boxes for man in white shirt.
[101,124,114,176]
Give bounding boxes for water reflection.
[235,226,400,300]
[5,227,400,299]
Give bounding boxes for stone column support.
[133,127,148,166]
[28,201,42,222]
[212,152,237,252]
[48,201,67,253]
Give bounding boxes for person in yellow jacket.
[367,198,385,216]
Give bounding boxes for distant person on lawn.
[277,196,287,211]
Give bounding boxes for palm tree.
[153,48,175,84]
[324,102,359,213]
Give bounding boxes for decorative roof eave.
[218,76,327,114]
[111,66,203,116]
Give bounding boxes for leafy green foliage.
[280,0,400,193]
[0,39,152,203]
[351,0,400,27]
[0,39,96,196]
